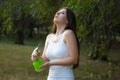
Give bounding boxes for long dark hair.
[52,7,80,69]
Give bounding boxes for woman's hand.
[31,47,39,61]
[40,62,50,69]
[31,55,38,61]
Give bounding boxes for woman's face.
[53,9,68,25]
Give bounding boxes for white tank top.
[45,32,74,78]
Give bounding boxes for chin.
[53,19,59,24]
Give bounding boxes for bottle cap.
[32,47,38,56]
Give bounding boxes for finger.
[37,50,41,56]
[33,55,37,57]
[40,65,45,69]
[31,56,38,61]
[38,50,40,53]
[39,57,45,62]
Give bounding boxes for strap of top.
[61,31,65,42]
[49,33,54,43]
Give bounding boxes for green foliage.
[0,0,119,59]
[2,17,13,34]
[0,0,63,44]
[62,0,120,60]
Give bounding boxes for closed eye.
[59,12,65,14]
[56,11,65,15]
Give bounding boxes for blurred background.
[0,0,120,80]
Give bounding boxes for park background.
[0,0,120,80]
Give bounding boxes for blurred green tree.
[0,0,64,44]
[62,0,120,60]
[0,0,119,60]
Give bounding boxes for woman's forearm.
[41,55,49,62]
[49,57,77,66]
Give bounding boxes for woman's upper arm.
[41,33,52,62]
[64,30,78,64]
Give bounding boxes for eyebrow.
[57,11,65,13]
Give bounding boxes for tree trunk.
[14,25,24,45]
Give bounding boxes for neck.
[55,24,66,36]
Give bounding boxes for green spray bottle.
[32,46,44,72]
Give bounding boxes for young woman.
[31,7,79,80]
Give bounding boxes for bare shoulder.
[64,30,75,38]
[64,30,76,43]
[46,33,53,42]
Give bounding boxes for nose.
[55,13,58,17]
[56,12,60,16]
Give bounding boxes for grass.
[0,42,120,80]
[0,43,48,80]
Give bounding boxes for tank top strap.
[49,33,54,43]
[61,31,65,42]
